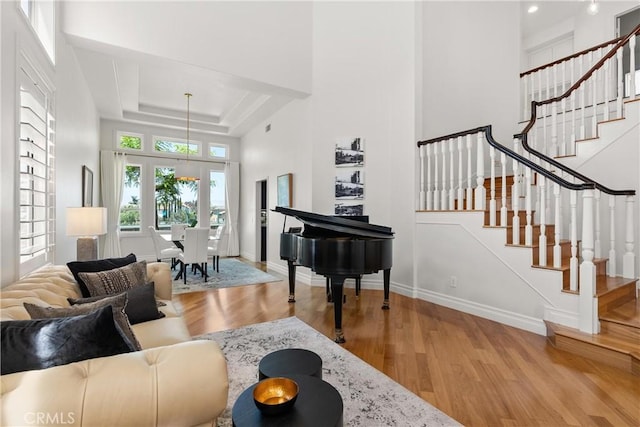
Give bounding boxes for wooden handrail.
[523,23,640,133]
[520,35,623,78]
[417,126,487,146]
[418,125,595,191]
[516,23,639,197]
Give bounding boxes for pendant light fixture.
[174,92,199,181]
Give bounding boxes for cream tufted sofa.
[0,262,229,427]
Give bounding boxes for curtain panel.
[101,151,126,258]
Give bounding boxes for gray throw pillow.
[24,293,142,351]
[78,260,147,297]
[69,282,165,325]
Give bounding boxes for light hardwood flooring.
[174,261,640,427]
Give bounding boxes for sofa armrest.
[1,340,228,427]
[147,262,172,300]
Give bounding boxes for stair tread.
[596,276,638,296]
[601,298,640,329]
[546,321,640,354]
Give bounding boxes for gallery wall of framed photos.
[334,137,364,216]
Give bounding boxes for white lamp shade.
[174,160,199,181]
[66,207,108,236]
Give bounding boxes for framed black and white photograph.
[82,165,93,207]
[335,137,364,167]
[335,169,364,200]
[277,173,293,207]
[335,202,364,216]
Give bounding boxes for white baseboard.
[416,288,547,336]
[544,306,579,329]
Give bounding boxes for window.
[209,143,228,160]
[120,164,141,232]
[118,132,143,151]
[154,137,200,156]
[210,170,226,228]
[18,0,55,63]
[19,60,55,273]
[155,167,198,230]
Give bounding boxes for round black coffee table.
[258,348,323,380]
[232,374,343,427]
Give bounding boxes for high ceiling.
[66,1,611,140]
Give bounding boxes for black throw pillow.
[1,306,136,375]
[69,282,165,325]
[67,253,137,297]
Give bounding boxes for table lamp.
[66,207,107,261]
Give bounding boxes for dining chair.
[177,227,211,284]
[208,225,229,273]
[148,226,181,270]
[170,224,188,250]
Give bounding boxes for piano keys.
[275,207,394,343]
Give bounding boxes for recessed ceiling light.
[528,5,539,14]
[586,0,599,15]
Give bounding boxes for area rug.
[172,258,282,294]
[196,317,460,427]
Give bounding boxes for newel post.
[623,195,635,279]
[474,132,486,210]
[579,189,598,334]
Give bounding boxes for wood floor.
[174,261,640,427]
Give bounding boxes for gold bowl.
[253,377,299,415]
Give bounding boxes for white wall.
[61,1,313,96]
[54,35,101,265]
[1,2,100,285]
[240,98,312,267]
[422,2,521,145]
[522,2,639,57]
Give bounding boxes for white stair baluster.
[570,190,579,292]
[553,183,562,268]
[616,48,623,119]
[449,140,455,210]
[608,196,616,277]
[594,190,602,259]
[512,138,521,245]
[579,55,586,140]
[419,145,426,209]
[525,166,533,246]
[604,53,611,121]
[434,142,440,210]
[441,141,448,210]
[466,135,473,211]
[630,35,637,98]
[591,50,598,138]
[489,146,496,226]
[457,136,464,210]
[426,144,433,210]
[570,58,577,155]
[561,61,567,156]
[475,132,486,210]
[500,152,507,227]
[538,176,547,267]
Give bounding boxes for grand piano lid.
[274,206,394,239]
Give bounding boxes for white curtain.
[101,151,126,258]
[225,161,240,256]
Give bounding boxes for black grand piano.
[275,206,394,343]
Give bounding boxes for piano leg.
[330,276,346,343]
[325,277,332,302]
[287,260,296,303]
[355,276,361,298]
[382,268,391,310]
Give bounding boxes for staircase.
[481,175,640,374]
[416,26,640,375]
